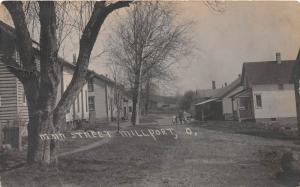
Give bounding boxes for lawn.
[0,124,178,187]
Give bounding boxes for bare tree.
[108,60,126,132]
[1,1,132,165]
[107,2,189,125]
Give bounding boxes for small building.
[194,77,242,121]
[232,53,296,122]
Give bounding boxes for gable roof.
[195,77,241,101]
[214,77,241,98]
[242,60,295,86]
[90,72,115,86]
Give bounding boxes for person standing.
[178,110,184,125]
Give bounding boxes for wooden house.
[232,53,297,122]
[88,73,132,124]
[0,21,88,148]
[0,20,30,126]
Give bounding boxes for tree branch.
[53,1,132,127]
[3,1,35,71]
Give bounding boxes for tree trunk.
[136,85,141,125]
[25,79,59,165]
[144,79,150,115]
[131,79,139,126]
[27,111,40,163]
[4,1,133,166]
[131,63,143,125]
[117,102,120,132]
[26,93,56,165]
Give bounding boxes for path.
[58,137,111,157]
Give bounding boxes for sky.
[1,1,300,95]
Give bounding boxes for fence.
[0,119,27,151]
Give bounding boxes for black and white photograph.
[0,0,300,186]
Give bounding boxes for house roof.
[0,20,40,47]
[0,20,117,87]
[92,73,115,85]
[195,77,241,100]
[230,89,251,98]
[242,60,295,86]
[194,98,219,106]
[195,89,219,99]
[214,77,241,98]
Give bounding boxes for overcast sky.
[1,1,300,95]
[170,1,300,93]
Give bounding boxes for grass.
[1,115,300,187]
[190,120,298,140]
[0,124,178,187]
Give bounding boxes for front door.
[238,96,254,120]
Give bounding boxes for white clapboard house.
[231,53,297,122]
[88,73,133,124]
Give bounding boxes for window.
[88,80,94,92]
[0,96,2,107]
[278,84,284,90]
[255,94,262,108]
[85,90,88,112]
[129,106,132,112]
[89,96,95,111]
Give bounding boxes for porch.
[194,98,224,121]
[232,89,255,122]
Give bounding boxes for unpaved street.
[1,114,300,187]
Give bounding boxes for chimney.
[225,82,227,87]
[276,52,281,64]
[73,53,77,64]
[212,81,216,90]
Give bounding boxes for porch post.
[237,99,241,122]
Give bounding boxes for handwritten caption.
[39,128,198,141]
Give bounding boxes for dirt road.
[2,113,300,187]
